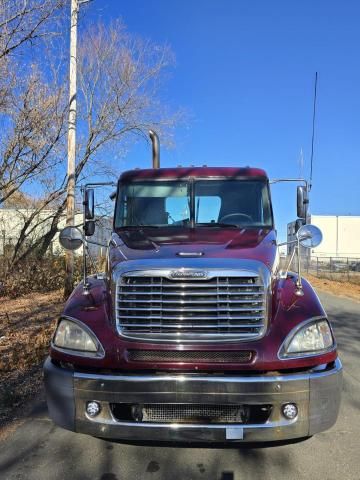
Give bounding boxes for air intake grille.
[110,403,273,425]
[116,271,267,341]
[142,404,246,424]
[127,349,253,363]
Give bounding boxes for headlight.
[279,318,334,358]
[53,318,101,354]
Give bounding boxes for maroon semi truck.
[44,133,342,443]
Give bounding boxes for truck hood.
[109,227,278,271]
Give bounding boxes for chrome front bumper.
[44,357,342,443]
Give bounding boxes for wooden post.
[64,0,78,298]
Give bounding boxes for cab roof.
[119,166,268,182]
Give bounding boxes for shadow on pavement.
[107,436,311,449]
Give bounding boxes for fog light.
[86,401,101,417]
[282,403,298,420]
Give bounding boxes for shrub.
[0,255,83,297]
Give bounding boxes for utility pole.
[64,0,90,298]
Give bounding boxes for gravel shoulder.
[305,274,360,302]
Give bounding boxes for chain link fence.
[302,256,360,284]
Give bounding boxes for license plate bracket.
[226,427,244,440]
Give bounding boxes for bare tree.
[77,20,180,166]
[2,20,183,279]
[0,0,68,206]
[32,21,182,261]
[0,0,66,60]
[0,50,68,268]
[0,66,67,206]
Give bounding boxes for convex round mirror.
[296,224,322,249]
[59,226,83,251]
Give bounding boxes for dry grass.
[0,290,63,425]
[0,256,84,298]
[306,274,360,302]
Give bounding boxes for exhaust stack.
[149,130,160,169]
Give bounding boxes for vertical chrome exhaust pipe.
[149,130,160,169]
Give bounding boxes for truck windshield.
[115,179,273,228]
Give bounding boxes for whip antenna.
[309,72,318,191]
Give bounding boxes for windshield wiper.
[196,222,239,228]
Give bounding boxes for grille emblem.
[169,270,208,280]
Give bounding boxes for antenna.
[309,72,318,191]
[298,147,304,178]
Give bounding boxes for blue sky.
[83,0,360,240]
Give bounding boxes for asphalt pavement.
[0,290,359,480]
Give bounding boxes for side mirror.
[296,224,322,249]
[84,189,95,220]
[84,220,95,237]
[297,186,309,219]
[59,226,83,251]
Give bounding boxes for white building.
[287,215,360,259]
[0,208,112,257]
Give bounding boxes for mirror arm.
[282,245,296,279]
[295,238,304,296]
[270,178,308,187]
[279,234,312,248]
[82,239,107,294]
[82,187,88,294]
[278,239,297,247]
[85,242,97,271]
[81,238,108,294]
[82,242,100,295]
[86,239,108,247]
[83,242,89,295]
[279,241,304,296]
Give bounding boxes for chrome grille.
[116,270,268,342]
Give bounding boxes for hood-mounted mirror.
[59,226,83,251]
[280,223,323,297]
[297,224,322,249]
